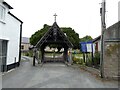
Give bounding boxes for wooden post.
[91,43,94,66]
[65,48,68,62]
[83,52,85,63]
[86,53,88,66]
[91,52,94,66]
[63,47,68,63]
[33,48,36,66]
[41,48,44,63]
[33,55,35,66]
[69,48,73,64]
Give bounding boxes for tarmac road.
[2,56,118,88]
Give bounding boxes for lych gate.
[32,17,73,66]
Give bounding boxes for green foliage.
[93,52,100,65]
[30,24,80,49]
[61,28,79,49]
[23,50,33,57]
[80,35,93,42]
[86,57,93,66]
[72,55,85,65]
[25,52,29,56]
[30,24,50,46]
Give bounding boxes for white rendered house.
[0,1,23,72]
[21,37,30,52]
[92,36,101,53]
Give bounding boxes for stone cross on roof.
[53,13,57,22]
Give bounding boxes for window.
[0,5,5,21]
[21,45,24,50]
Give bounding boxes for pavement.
[2,56,118,88]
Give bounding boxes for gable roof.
[35,22,73,48]
[3,1,13,9]
[92,35,101,43]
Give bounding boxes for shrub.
[23,50,33,57]
[25,52,29,56]
[28,50,33,57]
[93,52,100,67]
[72,56,84,65]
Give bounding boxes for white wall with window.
[0,5,5,21]
[2,13,21,65]
[0,1,23,72]
[0,2,8,23]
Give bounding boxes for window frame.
[21,45,24,50]
[0,3,6,23]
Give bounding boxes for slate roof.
[92,35,101,43]
[22,37,30,44]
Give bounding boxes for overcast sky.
[5,0,119,38]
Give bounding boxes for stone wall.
[103,21,120,80]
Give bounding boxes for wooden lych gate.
[32,21,73,66]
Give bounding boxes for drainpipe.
[18,22,23,66]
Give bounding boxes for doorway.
[0,40,8,72]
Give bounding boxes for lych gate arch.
[33,21,73,66]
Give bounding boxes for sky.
[5,0,119,38]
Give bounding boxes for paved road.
[2,56,118,88]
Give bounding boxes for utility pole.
[100,0,106,78]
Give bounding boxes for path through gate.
[32,16,73,66]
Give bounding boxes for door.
[0,40,8,72]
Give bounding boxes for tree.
[61,27,79,49]
[30,24,50,46]
[80,35,93,42]
[30,24,80,49]
[79,35,93,51]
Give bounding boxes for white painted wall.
[0,0,3,4]
[93,39,101,52]
[98,40,101,51]
[0,2,21,65]
[118,1,120,21]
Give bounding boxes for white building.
[0,1,23,72]
[21,37,30,52]
[92,36,101,53]
[118,1,120,21]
